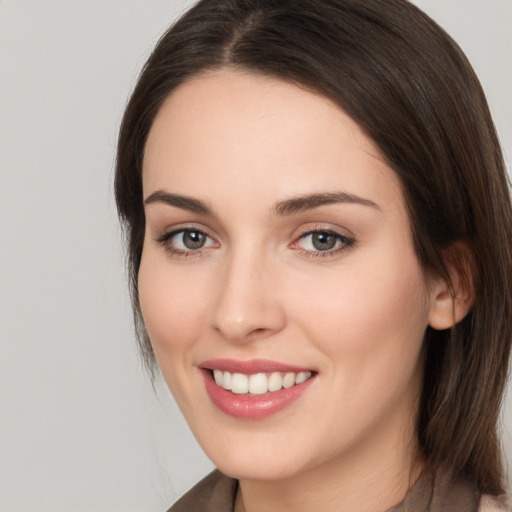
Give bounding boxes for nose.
[211,249,286,343]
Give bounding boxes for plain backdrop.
[0,1,511,511]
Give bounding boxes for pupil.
[312,232,336,251]
[184,231,205,249]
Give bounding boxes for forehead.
[142,69,403,212]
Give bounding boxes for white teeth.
[268,372,283,392]
[213,369,223,386]
[248,373,268,395]
[213,369,313,395]
[231,373,249,394]
[295,372,310,384]
[282,372,295,388]
[223,371,232,390]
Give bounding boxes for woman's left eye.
[295,230,354,256]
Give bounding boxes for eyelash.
[291,228,355,258]
[155,227,356,259]
[155,228,216,258]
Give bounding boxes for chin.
[214,455,301,482]
[199,430,329,483]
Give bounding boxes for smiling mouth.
[202,361,317,419]
[211,369,314,395]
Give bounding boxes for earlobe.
[428,242,475,330]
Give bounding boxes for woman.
[115,0,512,510]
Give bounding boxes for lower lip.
[202,370,316,420]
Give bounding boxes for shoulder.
[166,470,238,512]
[478,494,510,512]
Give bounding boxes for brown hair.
[115,0,512,496]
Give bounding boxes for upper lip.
[200,358,314,374]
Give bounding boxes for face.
[139,70,436,482]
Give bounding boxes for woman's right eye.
[156,229,216,255]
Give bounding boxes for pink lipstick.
[200,359,316,419]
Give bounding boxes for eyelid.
[154,224,219,257]
[154,220,215,238]
[292,222,354,239]
[290,224,356,257]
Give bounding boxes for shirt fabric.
[167,469,508,512]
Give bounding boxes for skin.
[139,69,465,512]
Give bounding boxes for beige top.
[168,469,509,512]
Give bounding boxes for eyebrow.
[272,192,380,216]
[143,190,380,217]
[144,190,214,215]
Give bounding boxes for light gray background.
[0,1,511,511]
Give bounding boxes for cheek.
[293,245,430,381]
[137,245,210,364]
[289,252,429,448]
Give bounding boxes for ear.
[428,242,475,330]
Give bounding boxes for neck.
[236,416,422,512]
